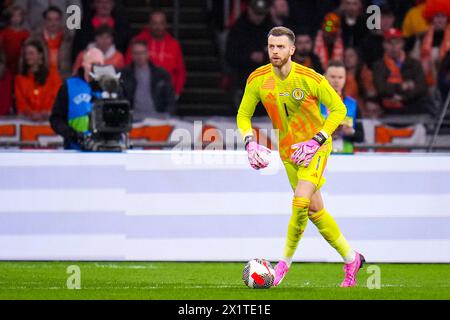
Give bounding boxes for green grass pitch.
[0,261,449,300]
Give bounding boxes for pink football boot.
[341,252,366,288]
[273,260,289,286]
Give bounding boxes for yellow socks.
[283,200,356,264]
[309,208,355,263]
[283,197,310,260]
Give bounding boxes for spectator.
[126,10,186,97]
[401,0,429,58]
[287,0,337,37]
[343,47,376,110]
[323,60,364,153]
[337,0,366,48]
[270,0,293,29]
[360,4,396,69]
[0,5,29,75]
[73,0,131,59]
[13,0,82,31]
[225,0,274,98]
[79,0,126,19]
[121,40,176,122]
[50,48,105,149]
[15,39,62,121]
[0,46,13,115]
[30,6,72,79]
[292,31,324,74]
[72,25,124,75]
[372,28,429,115]
[421,0,450,87]
[385,0,415,29]
[314,12,344,70]
[402,0,429,38]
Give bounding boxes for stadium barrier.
[0,150,449,263]
[1,116,449,151]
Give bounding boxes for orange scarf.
[421,26,450,85]
[314,30,344,69]
[382,52,405,109]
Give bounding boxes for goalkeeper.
[236,26,365,288]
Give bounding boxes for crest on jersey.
[292,88,305,100]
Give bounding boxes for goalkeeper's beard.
[270,56,289,68]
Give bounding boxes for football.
[242,258,275,289]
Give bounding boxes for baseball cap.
[249,0,270,15]
[383,28,403,40]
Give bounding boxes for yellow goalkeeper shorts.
[283,142,332,191]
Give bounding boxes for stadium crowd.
[212,0,450,119]
[0,0,183,120]
[0,0,449,126]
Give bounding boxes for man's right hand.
[246,140,271,170]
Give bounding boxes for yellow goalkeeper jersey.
[237,62,347,161]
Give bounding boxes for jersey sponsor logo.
[292,88,305,100]
[279,92,289,97]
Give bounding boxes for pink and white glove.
[291,132,327,167]
[246,140,271,170]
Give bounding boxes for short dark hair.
[295,31,312,39]
[131,39,148,49]
[380,4,394,16]
[365,96,382,106]
[327,60,346,69]
[43,5,62,19]
[94,25,115,38]
[149,10,166,20]
[267,26,295,44]
[294,26,312,38]
[6,5,26,24]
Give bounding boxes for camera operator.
[51,47,130,150]
[50,48,111,150]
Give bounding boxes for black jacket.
[373,56,428,103]
[373,56,430,114]
[340,14,367,48]
[120,62,176,115]
[360,32,384,69]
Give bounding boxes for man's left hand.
[290,139,321,167]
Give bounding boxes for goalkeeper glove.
[290,131,327,167]
[244,136,271,170]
